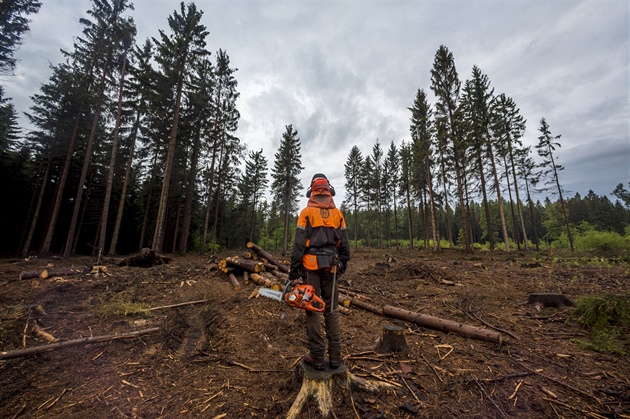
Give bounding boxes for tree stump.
[376,324,409,354]
[527,293,575,311]
[287,359,397,419]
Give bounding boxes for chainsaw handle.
[300,293,325,312]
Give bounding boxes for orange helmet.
[306,173,336,197]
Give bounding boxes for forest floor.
[0,246,629,419]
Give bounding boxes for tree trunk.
[21,158,51,257]
[152,77,185,252]
[477,153,495,250]
[486,144,510,252]
[425,153,440,251]
[108,111,140,255]
[98,50,128,262]
[178,124,202,254]
[139,157,157,250]
[64,62,111,258]
[39,110,82,254]
[508,149,529,251]
[405,187,414,250]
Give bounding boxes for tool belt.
[303,246,337,270]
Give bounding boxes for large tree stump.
[376,324,409,354]
[287,359,397,419]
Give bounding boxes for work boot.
[303,353,325,371]
[329,359,341,369]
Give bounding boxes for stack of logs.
[218,242,290,291]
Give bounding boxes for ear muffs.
[306,183,335,197]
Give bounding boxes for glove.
[288,270,302,286]
[337,260,346,274]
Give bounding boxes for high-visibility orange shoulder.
[297,207,346,230]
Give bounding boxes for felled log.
[19,266,87,280]
[225,256,264,273]
[246,242,289,273]
[287,360,397,419]
[342,295,504,344]
[382,305,504,344]
[268,269,289,284]
[263,262,278,271]
[0,327,161,360]
[228,273,241,290]
[340,294,383,315]
[249,273,275,288]
[243,271,250,285]
[242,251,256,260]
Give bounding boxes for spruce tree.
[398,141,414,249]
[151,2,209,253]
[409,89,440,250]
[536,117,573,251]
[270,124,303,253]
[344,145,363,249]
[0,0,42,75]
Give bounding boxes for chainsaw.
[258,283,326,312]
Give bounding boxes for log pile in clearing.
[218,243,290,290]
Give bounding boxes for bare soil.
[0,248,629,418]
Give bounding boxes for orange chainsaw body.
[283,284,325,312]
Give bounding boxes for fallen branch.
[474,377,509,419]
[466,311,519,340]
[144,299,210,312]
[513,359,602,404]
[0,327,161,360]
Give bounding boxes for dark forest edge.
[1,1,628,258]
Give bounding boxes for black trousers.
[305,268,341,361]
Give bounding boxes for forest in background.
[1,0,629,259]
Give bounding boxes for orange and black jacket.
[290,194,351,273]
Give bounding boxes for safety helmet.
[306,173,336,197]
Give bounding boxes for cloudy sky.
[5,0,629,207]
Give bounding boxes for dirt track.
[1,248,628,418]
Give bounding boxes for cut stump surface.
[287,359,396,419]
